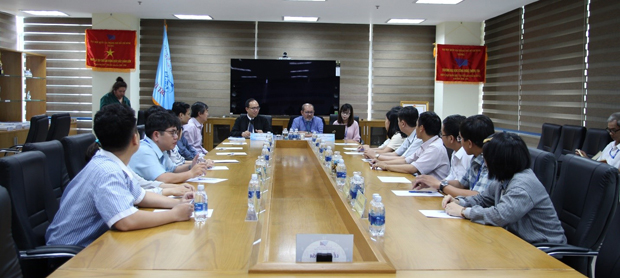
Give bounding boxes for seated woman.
[333,103,361,143]
[357,106,405,154]
[442,132,566,245]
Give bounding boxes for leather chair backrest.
[551,154,619,249]
[137,124,146,140]
[537,123,562,153]
[61,133,96,179]
[554,125,586,159]
[0,186,22,278]
[137,110,146,126]
[528,147,557,194]
[23,140,70,203]
[581,128,612,158]
[287,116,297,130]
[595,204,620,278]
[25,115,49,144]
[46,113,71,141]
[261,115,272,126]
[0,151,58,250]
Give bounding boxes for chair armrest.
[536,243,597,258]
[20,245,83,260]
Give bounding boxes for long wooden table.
[50,139,584,277]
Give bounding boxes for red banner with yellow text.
[85,29,136,72]
[435,44,486,83]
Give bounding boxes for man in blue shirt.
[290,103,324,133]
[129,111,212,183]
[46,104,194,247]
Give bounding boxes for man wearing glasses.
[577,112,620,169]
[129,111,212,184]
[230,98,273,138]
[290,103,324,134]
[413,115,495,197]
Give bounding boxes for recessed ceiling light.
[174,14,213,20]
[386,18,426,24]
[415,0,463,4]
[22,10,68,16]
[283,16,319,22]
[285,0,327,2]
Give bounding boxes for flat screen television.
[230,59,340,116]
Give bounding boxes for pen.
[409,191,434,193]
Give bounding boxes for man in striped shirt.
[46,104,194,247]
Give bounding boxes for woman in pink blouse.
[333,103,361,143]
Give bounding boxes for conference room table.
[50,138,584,278]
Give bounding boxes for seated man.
[371,111,449,180]
[129,111,212,183]
[184,101,209,155]
[364,106,422,161]
[413,114,495,196]
[442,114,472,181]
[576,112,620,169]
[46,104,194,247]
[290,103,324,133]
[442,132,566,245]
[230,98,273,138]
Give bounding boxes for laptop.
[323,125,346,140]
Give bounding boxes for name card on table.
[250,133,274,141]
[352,191,367,219]
[296,234,353,262]
[317,133,335,142]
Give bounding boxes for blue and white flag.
[152,25,174,109]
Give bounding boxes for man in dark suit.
[230,98,272,138]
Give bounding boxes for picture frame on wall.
[400,101,429,115]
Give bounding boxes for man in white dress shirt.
[441,115,473,181]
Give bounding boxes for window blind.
[0,12,17,49]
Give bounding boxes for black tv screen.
[230,59,340,116]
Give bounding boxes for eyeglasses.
[303,111,315,115]
[248,106,260,111]
[606,127,620,134]
[161,129,179,138]
[341,112,351,116]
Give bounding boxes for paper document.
[344,152,364,155]
[343,147,358,151]
[154,209,213,218]
[392,190,443,197]
[215,147,243,150]
[186,177,228,183]
[361,158,372,162]
[419,210,462,219]
[213,159,239,163]
[334,143,359,146]
[377,176,411,183]
[222,142,247,145]
[208,166,229,171]
[216,152,247,156]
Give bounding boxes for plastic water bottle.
[311,131,317,144]
[324,146,333,168]
[331,151,342,178]
[246,174,259,221]
[194,184,208,222]
[282,128,289,140]
[294,128,300,140]
[255,157,264,187]
[336,159,347,190]
[319,143,326,161]
[369,195,385,237]
[315,137,322,152]
[353,171,365,195]
[262,145,270,163]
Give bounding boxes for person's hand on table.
[364,149,377,159]
[413,175,440,190]
[242,131,251,138]
[163,186,192,197]
[179,183,195,191]
[357,144,370,152]
[181,191,194,203]
[442,195,464,217]
[190,162,208,177]
[203,159,214,169]
[171,201,193,221]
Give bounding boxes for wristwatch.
[375,153,380,159]
[439,180,449,194]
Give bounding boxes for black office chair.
[22,140,70,204]
[0,115,49,156]
[581,128,612,158]
[0,152,82,277]
[137,124,146,140]
[538,154,619,276]
[537,123,562,153]
[287,116,298,130]
[137,110,146,126]
[554,125,586,160]
[61,133,96,179]
[45,113,71,141]
[261,115,273,127]
[0,186,22,278]
[528,147,557,194]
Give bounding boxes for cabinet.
[360,120,387,147]
[0,48,47,122]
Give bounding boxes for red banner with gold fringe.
[435,44,486,83]
[85,29,136,71]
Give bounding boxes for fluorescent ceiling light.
[415,0,463,4]
[386,18,425,24]
[174,14,213,20]
[285,0,326,1]
[22,10,68,16]
[283,16,319,22]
